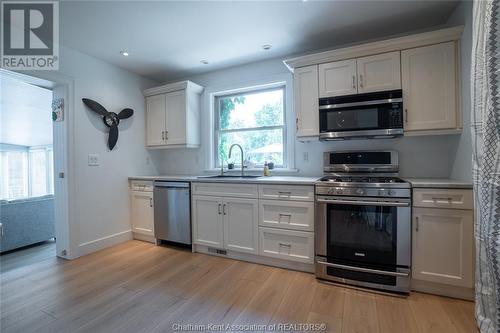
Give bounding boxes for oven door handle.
[316,260,409,277]
[316,198,410,207]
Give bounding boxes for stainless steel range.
[315,151,411,294]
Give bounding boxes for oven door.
[315,196,410,268]
[319,101,403,140]
[315,195,411,292]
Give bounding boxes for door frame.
[1,69,76,259]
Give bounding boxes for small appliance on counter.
[315,150,411,294]
[319,90,404,140]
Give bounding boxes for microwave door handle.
[316,198,410,207]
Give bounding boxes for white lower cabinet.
[130,190,154,237]
[412,207,474,287]
[259,200,314,231]
[192,195,224,248]
[259,227,314,264]
[223,198,259,254]
[192,192,258,254]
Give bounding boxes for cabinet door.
[318,59,357,97]
[401,42,457,131]
[192,195,223,248]
[294,65,319,138]
[165,90,187,145]
[223,198,258,254]
[357,51,401,93]
[146,94,166,146]
[412,207,473,288]
[130,191,154,237]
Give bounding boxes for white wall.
[55,45,159,257]
[447,1,473,181]
[156,45,471,179]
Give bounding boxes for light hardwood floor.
[0,240,478,333]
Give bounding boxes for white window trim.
[203,73,296,173]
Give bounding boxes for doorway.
[0,69,72,261]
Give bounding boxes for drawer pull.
[415,216,419,232]
[279,213,292,217]
[279,243,291,247]
[431,197,453,202]
[278,191,292,196]
[218,204,222,215]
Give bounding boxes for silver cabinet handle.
[165,130,168,140]
[431,197,453,202]
[317,260,409,277]
[149,198,153,207]
[278,191,292,196]
[405,109,408,123]
[415,216,419,232]
[352,75,356,89]
[279,213,292,217]
[296,118,299,131]
[161,131,164,140]
[359,74,363,88]
[279,243,291,247]
[223,204,227,215]
[218,204,222,215]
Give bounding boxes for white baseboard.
[76,229,132,258]
[132,233,156,244]
[193,244,314,273]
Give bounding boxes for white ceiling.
[60,0,459,82]
[0,75,53,147]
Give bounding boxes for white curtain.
[472,1,500,332]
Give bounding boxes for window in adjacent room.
[214,86,286,168]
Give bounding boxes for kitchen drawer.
[130,180,153,192]
[258,185,314,202]
[259,227,314,263]
[259,200,314,231]
[192,182,258,198]
[413,188,473,210]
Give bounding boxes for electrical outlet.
[303,152,309,162]
[88,153,99,166]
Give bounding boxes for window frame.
[212,84,288,169]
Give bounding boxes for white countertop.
[403,178,473,189]
[128,175,320,185]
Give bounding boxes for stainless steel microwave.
[319,90,404,140]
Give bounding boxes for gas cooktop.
[318,176,407,183]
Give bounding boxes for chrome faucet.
[228,144,244,176]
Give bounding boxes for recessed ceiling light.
[262,44,272,50]
[200,60,209,65]
[120,50,129,57]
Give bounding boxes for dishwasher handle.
[154,181,189,188]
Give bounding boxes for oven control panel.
[316,186,410,198]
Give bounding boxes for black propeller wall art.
[82,98,134,150]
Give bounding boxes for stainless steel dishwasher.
[153,181,191,246]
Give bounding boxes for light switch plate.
[88,153,99,166]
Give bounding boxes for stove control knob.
[335,188,344,194]
[327,188,335,194]
[388,190,396,196]
[356,188,365,195]
[378,189,386,196]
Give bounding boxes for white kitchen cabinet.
[318,59,357,97]
[356,51,401,93]
[223,198,259,254]
[192,191,258,254]
[412,207,473,288]
[401,42,459,133]
[259,227,314,264]
[294,65,319,138]
[192,195,224,248]
[144,81,203,149]
[130,190,154,238]
[259,200,314,232]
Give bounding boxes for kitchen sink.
[197,175,262,179]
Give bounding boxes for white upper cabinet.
[294,65,319,138]
[318,59,357,97]
[144,81,203,149]
[357,51,401,93]
[145,94,166,147]
[401,42,458,133]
